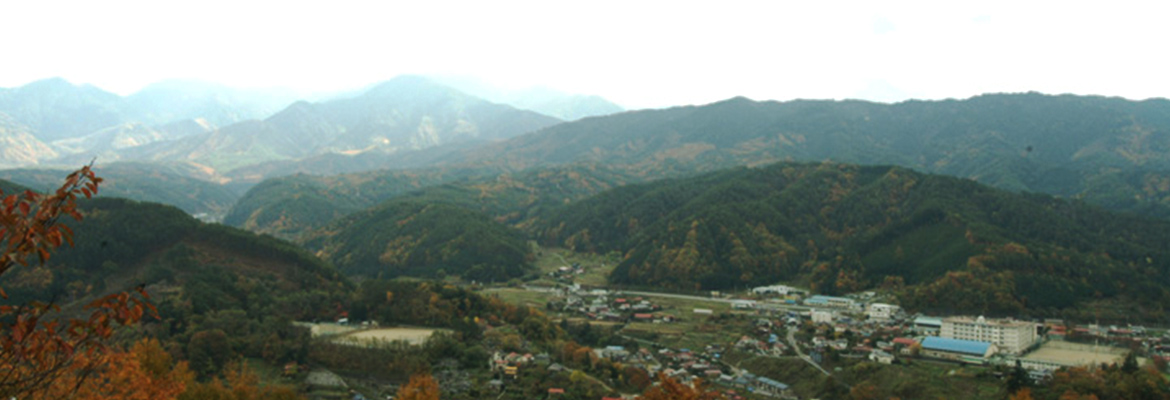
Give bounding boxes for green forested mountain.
[2,197,347,319]
[227,93,1170,243]
[536,162,1170,319]
[445,93,1170,219]
[0,163,241,216]
[224,163,633,240]
[0,195,353,378]
[0,177,29,194]
[301,200,532,281]
[222,168,479,238]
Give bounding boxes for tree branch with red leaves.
[0,164,157,399]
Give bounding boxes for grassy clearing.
[531,246,619,287]
[482,287,558,309]
[334,328,440,347]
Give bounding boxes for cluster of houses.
[547,263,587,282]
[546,288,676,324]
[648,345,795,399]
[485,278,1170,400]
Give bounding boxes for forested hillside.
[537,162,1170,319]
[3,197,345,310]
[0,163,241,216]
[301,200,532,281]
[222,168,479,238]
[226,163,633,239]
[447,93,1170,219]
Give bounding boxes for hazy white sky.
[1,0,1167,109]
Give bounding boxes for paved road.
[619,290,740,304]
[787,329,832,377]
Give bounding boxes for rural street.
[787,328,832,377]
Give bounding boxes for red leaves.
[0,164,156,398]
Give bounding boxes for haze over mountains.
[4,75,1170,227]
[0,76,620,180]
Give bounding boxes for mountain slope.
[301,200,532,281]
[0,112,57,168]
[448,93,1170,218]
[125,79,299,127]
[0,78,128,141]
[0,163,240,216]
[2,197,346,322]
[536,162,1170,319]
[224,163,633,240]
[132,76,562,175]
[432,76,624,120]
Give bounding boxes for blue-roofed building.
[803,295,857,309]
[754,376,791,397]
[921,336,997,361]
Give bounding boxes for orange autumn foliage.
[1009,387,1035,400]
[396,373,440,400]
[636,373,724,400]
[44,338,191,400]
[178,362,301,400]
[0,165,161,398]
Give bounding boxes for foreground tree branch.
[0,164,157,399]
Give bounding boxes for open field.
[1023,340,1129,366]
[295,322,362,338]
[532,246,619,287]
[334,328,440,346]
[483,287,558,309]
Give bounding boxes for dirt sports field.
[297,322,361,338]
[332,328,439,346]
[1023,340,1128,366]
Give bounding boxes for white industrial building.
[751,285,800,296]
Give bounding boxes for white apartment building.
[867,303,900,321]
[941,316,1039,355]
[811,310,834,324]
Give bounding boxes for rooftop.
[757,376,789,389]
[944,315,1035,327]
[806,295,854,303]
[921,336,992,356]
[914,316,943,326]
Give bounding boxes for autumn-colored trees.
[0,165,160,398]
[396,373,440,400]
[635,373,724,400]
[48,338,191,400]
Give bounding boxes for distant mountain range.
[432,76,625,121]
[124,76,562,174]
[0,76,622,183]
[223,93,1170,243]
[0,162,240,216]
[438,93,1170,218]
